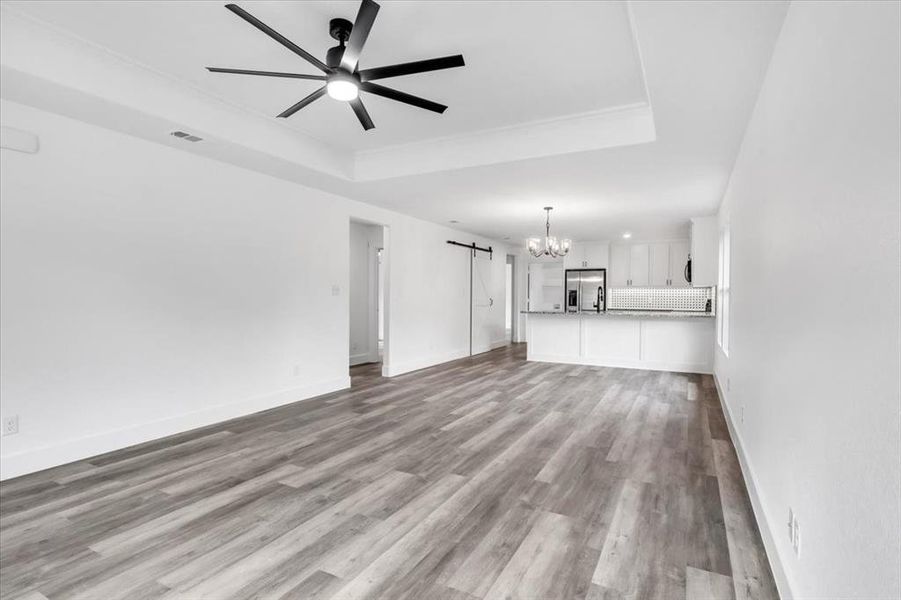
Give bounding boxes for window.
[717,225,731,355]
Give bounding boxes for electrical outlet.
[331,285,340,296]
[291,365,302,377]
[740,404,745,424]
[2,414,19,436]
[726,378,731,392]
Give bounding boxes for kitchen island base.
[525,312,715,374]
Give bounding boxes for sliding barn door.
[471,251,496,355]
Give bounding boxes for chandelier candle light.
[527,207,572,258]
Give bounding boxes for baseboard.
[713,373,795,600]
[0,375,350,481]
[383,348,469,377]
[526,352,712,375]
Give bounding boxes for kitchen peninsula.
[523,309,715,374]
[523,221,719,373]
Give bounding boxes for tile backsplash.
[608,286,714,312]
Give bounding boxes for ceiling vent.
[170,131,203,142]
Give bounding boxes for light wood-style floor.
[0,344,777,600]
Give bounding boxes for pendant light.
[527,207,571,258]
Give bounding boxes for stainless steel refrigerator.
[565,269,606,313]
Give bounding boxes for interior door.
[629,244,650,286]
[609,245,630,287]
[471,251,494,355]
[649,242,670,286]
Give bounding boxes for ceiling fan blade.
[277,86,327,118]
[360,82,447,114]
[349,98,375,131]
[358,55,465,82]
[207,67,326,80]
[340,0,380,72]
[225,4,329,73]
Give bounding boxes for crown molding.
[352,102,656,181]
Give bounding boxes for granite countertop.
[521,310,715,319]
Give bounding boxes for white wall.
[713,2,900,598]
[349,221,382,366]
[0,99,506,479]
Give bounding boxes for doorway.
[349,219,387,374]
[377,247,385,360]
[506,255,515,342]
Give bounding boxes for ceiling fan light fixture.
[326,75,359,101]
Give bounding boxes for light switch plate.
[787,508,794,542]
[2,414,19,436]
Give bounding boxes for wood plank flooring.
[0,344,778,600]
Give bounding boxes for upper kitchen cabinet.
[563,245,583,270]
[669,240,691,286]
[649,242,670,286]
[564,241,610,270]
[650,240,690,286]
[629,244,650,286]
[607,218,716,288]
[610,243,650,286]
[690,217,718,287]
[613,240,690,287]
[610,244,630,286]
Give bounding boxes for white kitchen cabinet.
[649,243,670,286]
[669,240,691,286]
[610,244,630,286]
[563,245,584,271]
[583,242,609,269]
[629,244,650,286]
[612,240,689,287]
[564,242,609,270]
[690,217,718,287]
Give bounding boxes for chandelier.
[527,207,571,258]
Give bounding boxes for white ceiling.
[352,0,791,241]
[0,0,789,243]
[3,0,647,152]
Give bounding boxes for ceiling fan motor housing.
[327,18,354,69]
[329,18,353,41]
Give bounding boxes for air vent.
[170,131,203,142]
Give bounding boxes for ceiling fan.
[208,0,465,131]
